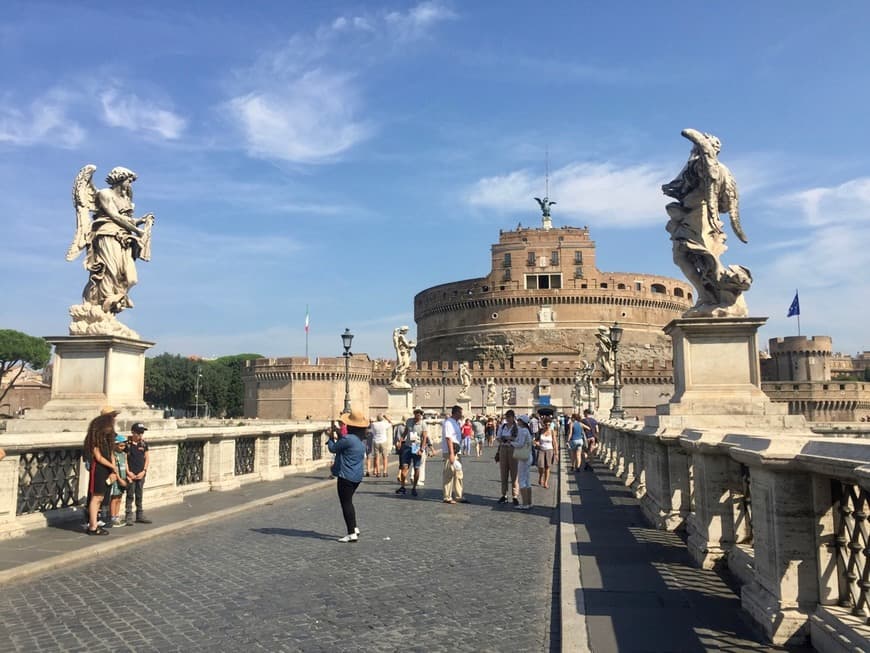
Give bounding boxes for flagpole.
[305,304,309,362]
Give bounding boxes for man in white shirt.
[441,405,468,504]
[370,414,392,477]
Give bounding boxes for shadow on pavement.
[250,527,335,541]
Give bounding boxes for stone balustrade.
[0,421,333,539]
[597,419,870,651]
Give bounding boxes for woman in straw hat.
[327,408,368,543]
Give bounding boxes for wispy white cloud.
[0,89,85,148]
[224,2,455,164]
[100,88,187,140]
[227,70,371,164]
[466,161,668,226]
[781,177,870,227]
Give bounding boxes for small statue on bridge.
[457,362,472,400]
[389,326,416,389]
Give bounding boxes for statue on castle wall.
[457,362,472,400]
[389,326,416,388]
[485,377,496,405]
[662,129,752,317]
[595,326,615,381]
[66,165,156,339]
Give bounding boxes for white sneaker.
[337,533,359,543]
[354,527,360,535]
[417,482,424,486]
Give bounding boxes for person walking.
[495,410,520,505]
[535,418,558,489]
[441,405,467,504]
[396,408,428,496]
[580,409,600,470]
[370,413,391,477]
[460,418,474,455]
[124,422,152,525]
[472,415,485,456]
[568,413,590,471]
[327,409,367,543]
[514,415,534,510]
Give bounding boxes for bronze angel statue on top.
[66,165,155,339]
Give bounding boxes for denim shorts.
[399,446,423,469]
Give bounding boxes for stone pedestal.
[6,335,171,433]
[385,386,413,419]
[456,396,472,417]
[597,383,614,416]
[485,403,497,416]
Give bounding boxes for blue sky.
[1,1,868,360]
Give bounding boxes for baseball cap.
[413,407,424,415]
[114,434,128,443]
[131,422,148,433]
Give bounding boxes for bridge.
[1,420,866,651]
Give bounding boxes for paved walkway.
[563,456,810,653]
[0,454,559,653]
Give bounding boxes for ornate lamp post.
[341,328,354,414]
[194,369,203,418]
[609,322,625,419]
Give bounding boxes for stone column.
[259,433,283,481]
[208,437,241,491]
[737,459,819,645]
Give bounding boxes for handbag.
[512,442,531,462]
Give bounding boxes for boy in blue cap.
[108,434,129,527]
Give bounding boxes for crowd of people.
[327,404,600,541]
[81,407,152,535]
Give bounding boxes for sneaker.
[97,519,106,527]
[497,496,508,504]
[411,488,418,497]
[337,533,358,543]
[354,527,360,535]
[417,481,424,487]
[395,487,406,494]
[136,516,153,524]
[111,518,125,528]
[512,498,520,506]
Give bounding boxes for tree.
[0,329,51,406]
[144,353,197,410]
[213,354,262,418]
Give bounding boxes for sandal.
[442,499,456,504]
[86,527,109,536]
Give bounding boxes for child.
[107,434,129,527]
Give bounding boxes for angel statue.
[485,377,497,406]
[389,326,416,388]
[534,196,556,229]
[595,327,615,382]
[662,129,752,317]
[457,362,472,400]
[66,165,155,339]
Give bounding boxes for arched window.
[651,283,666,294]
[617,283,626,290]
[541,357,549,368]
[674,287,684,298]
[600,282,608,289]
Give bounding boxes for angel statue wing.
[66,164,97,261]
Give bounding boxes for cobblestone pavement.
[569,458,811,653]
[0,453,558,653]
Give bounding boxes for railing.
[279,434,293,466]
[598,419,870,649]
[0,421,332,538]
[234,437,256,475]
[832,480,870,623]
[177,440,205,485]
[16,448,82,515]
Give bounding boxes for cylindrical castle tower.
[767,336,833,382]
[414,225,693,365]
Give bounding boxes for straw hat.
[339,409,369,428]
[100,406,120,416]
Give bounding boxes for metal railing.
[279,434,294,466]
[832,480,870,623]
[16,449,82,515]
[234,437,256,475]
[311,432,323,461]
[176,440,205,486]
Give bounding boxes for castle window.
[503,268,511,281]
[550,250,559,266]
[674,287,684,298]
[617,283,626,290]
[541,357,549,368]
[575,267,584,279]
[574,251,583,264]
[503,253,511,268]
[527,251,536,266]
[524,273,562,290]
[635,281,643,291]
[651,283,666,294]
[600,282,608,289]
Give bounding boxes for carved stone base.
[69,303,139,340]
[385,386,413,419]
[6,335,172,434]
[742,581,811,645]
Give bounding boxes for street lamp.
[609,322,625,419]
[194,369,203,418]
[341,328,354,414]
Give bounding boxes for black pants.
[336,477,360,535]
[125,477,145,518]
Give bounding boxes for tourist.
[485,416,496,447]
[83,414,118,535]
[107,434,130,527]
[370,413,391,477]
[125,422,152,525]
[327,409,367,543]
[472,415,485,456]
[442,405,467,504]
[535,418,558,489]
[495,410,520,505]
[397,408,428,496]
[567,413,590,472]
[514,416,534,510]
[460,418,474,455]
[581,409,600,470]
[364,419,374,477]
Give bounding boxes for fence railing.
[0,423,332,537]
[598,419,870,650]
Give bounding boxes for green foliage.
[144,352,262,418]
[0,329,52,405]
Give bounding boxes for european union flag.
[787,291,800,318]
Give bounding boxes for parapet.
[769,336,833,356]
